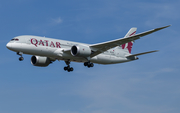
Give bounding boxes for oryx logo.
[121,30,136,53]
[122,42,133,53]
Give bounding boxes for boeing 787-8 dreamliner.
[6,25,170,72]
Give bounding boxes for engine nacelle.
[71,45,92,57]
[31,56,51,67]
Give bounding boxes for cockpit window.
[11,38,19,41]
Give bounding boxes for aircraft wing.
[89,25,170,58]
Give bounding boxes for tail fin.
[121,27,137,53]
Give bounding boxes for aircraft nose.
[6,43,12,49]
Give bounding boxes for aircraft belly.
[93,54,132,64]
[110,56,131,64]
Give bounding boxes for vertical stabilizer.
[121,27,137,53]
[124,28,137,38]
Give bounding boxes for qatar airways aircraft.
[6,25,170,72]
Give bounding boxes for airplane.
[6,25,170,72]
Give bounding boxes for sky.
[0,0,180,113]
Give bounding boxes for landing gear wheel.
[90,63,94,67]
[84,62,94,68]
[64,60,74,72]
[64,66,73,72]
[64,66,68,71]
[67,69,71,72]
[70,67,73,71]
[19,57,24,61]
[84,62,88,66]
[67,67,73,72]
[17,52,24,61]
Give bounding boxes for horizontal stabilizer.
[126,50,159,58]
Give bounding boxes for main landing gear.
[84,62,94,68]
[17,52,24,61]
[64,60,74,72]
[63,60,94,72]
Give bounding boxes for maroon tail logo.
[121,31,136,53]
[122,42,133,53]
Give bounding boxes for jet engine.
[71,45,92,57]
[31,56,51,67]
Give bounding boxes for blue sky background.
[0,0,180,113]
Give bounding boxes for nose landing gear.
[19,56,24,61]
[17,52,24,61]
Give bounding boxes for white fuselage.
[6,25,170,71]
[6,35,134,64]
